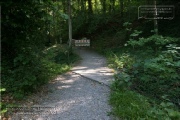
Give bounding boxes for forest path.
[72,47,114,86]
[15,48,115,120]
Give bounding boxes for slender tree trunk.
[112,0,115,12]
[154,0,158,34]
[81,0,86,12]
[109,0,115,12]
[68,0,72,48]
[88,0,93,14]
[95,0,97,12]
[62,0,67,13]
[101,0,106,13]
[109,0,112,13]
[77,0,80,10]
[120,0,124,17]
[53,7,57,44]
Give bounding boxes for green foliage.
[1,44,79,118]
[108,53,134,70]
[1,0,74,99]
[126,36,180,105]
[136,51,179,104]
[110,67,180,120]
[110,79,180,120]
[127,35,179,50]
[130,30,142,38]
[1,0,180,119]
[0,88,7,114]
[1,1,77,117]
[109,37,180,105]
[123,22,132,28]
[42,45,80,78]
[147,102,180,120]
[2,49,47,99]
[107,34,180,119]
[109,88,151,119]
[1,44,79,98]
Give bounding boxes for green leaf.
[60,13,69,19]
[0,88,6,92]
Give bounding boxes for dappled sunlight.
[71,66,88,71]
[32,69,112,119]
[44,44,58,51]
[71,48,115,86]
[75,67,114,75]
[54,96,93,114]
[57,85,71,90]
[9,47,114,119]
[73,67,114,85]
[62,79,75,84]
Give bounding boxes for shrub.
[2,49,49,99]
[108,35,180,119]
[1,45,79,99]
[127,34,179,51]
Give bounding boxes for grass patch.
[110,86,150,119]
[110,82,180,119]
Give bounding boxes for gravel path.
[12,48,115,120]
[72,48,114,86]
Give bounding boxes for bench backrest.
[73,39,90,46]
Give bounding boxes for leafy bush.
[1,0,52,99]
[108,35,180,119]
[126,36,180,105]
[1,45,79,99]
[127,34,179,50]
[2,49,48,99]
[112,43,180,105]
[108,52,134,70]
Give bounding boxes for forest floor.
[12,47,116,120]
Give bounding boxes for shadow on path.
[12,48,115,120]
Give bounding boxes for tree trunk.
[53,7,57,44]
[81,0,87,12]
[62,0,67,13]
[94,0,97,12]
[111,0,115,12]
[101,0,106,13]
[109,0,115,12]
[154,0,158,34]
[68,0,72,48]
[120,0,124,17]
[88,0,93,14]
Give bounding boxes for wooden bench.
[73,39,90,46]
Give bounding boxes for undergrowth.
[106,34,180,119]
[1,44,80,116]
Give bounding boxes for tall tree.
[94,0,98,12]
[101,0,107,13]
[109,0,115,13]
[81,0,86,11]
[88,0,93,14]
[120,0,124,17]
